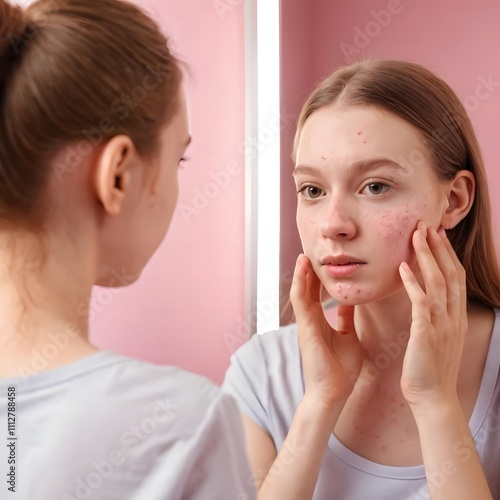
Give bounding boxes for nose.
[319,198,356,240]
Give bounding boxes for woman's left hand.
[399,221,468,411]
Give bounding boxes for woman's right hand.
[290,254,364,412]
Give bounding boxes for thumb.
[291,254,330,357]
[290,254,322,324]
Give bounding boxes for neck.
[0,230,98,379]
[353,288,413,391]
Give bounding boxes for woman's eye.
[299,186,324,199]
[363,182,390,195]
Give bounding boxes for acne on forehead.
[297,105,428,166]
[357,129,367,144]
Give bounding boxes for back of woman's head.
[293,59,500,309]
[0,0,181,229]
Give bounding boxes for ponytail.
[0,0,182,230]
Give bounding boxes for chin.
[322,284,369,306]
[95,263,144,288]
[330,295,371,307]
[329,282,410,309]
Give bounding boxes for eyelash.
[362,181,391,195]
[297,185,324,199]
[296,181,391,199]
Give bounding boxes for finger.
[305,256,322,305]
[426,227,465,318]
[399,261,431,334]
[290,254,321,321]
[290,255,313,351]
[291,255,328,354]
[290,254,308,314]
[337,304,355,336]
[411,222,447,322]
[443,238,467,319]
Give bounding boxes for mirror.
[248,0,500,333]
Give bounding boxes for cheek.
[375,207,421,265]
[296,213,317,249]
[158,168,178,211]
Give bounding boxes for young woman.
[0,0,254,498]
[224,60,500,499]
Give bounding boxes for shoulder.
[222,323,304,434]
[224,322,302,390]
[67,353,232,439]
[96,353,219,399]
[229,322,300,367]
[24,355,254,499]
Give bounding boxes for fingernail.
[437,226,447,239]
[418,221,427,239]
[400,261,410,273]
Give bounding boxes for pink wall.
[89,0,246,384]
[280,0,315,323]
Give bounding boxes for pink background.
[89,0,246,384]
[90,0,500,384]
[280,0,500,316]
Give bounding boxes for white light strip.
[244,0,258,337]
[255,0,281,334]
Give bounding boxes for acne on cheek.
[297,217,321,253]
[377,209,420,265]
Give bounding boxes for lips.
[320,255,366,266]
[320,255,366,278]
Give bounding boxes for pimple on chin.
[335,282,363,300]
[336,282,351,300]
[330,284,372,303]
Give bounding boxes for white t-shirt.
[223,309,500,500]
[0,351,255,500]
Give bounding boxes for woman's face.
[138,87,191,258]
[95,87,191,286]
[294,105,449,305]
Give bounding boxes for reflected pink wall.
[89,0,246,384]
[280,0,500,308]
[280,0,315,323]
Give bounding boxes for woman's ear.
[441,170,475,230]
[93,135,137,216]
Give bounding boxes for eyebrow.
[292,158,408,177]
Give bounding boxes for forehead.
[296,105,430,170]
[162,86,190,141]
[174,86,190,131]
